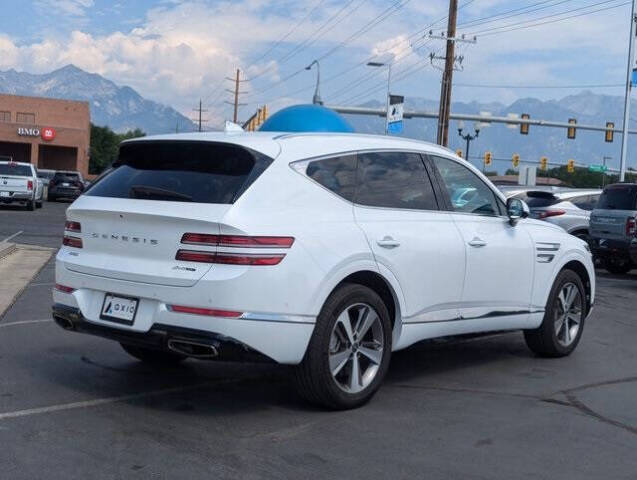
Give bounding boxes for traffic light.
[540,156,548,171]
[567,159,575,173]
[456,149,463,158]
[520,113,530,135]
[512,153,520,168]
[567,118,577,139]
[605,122,614,143]
[484,151,492,166]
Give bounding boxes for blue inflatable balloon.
[259,104,355,133]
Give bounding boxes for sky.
[0,0,633,127]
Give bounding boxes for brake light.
[167,305,243,318]
[175,250,286,265]
[65,221,81,233]
[538,210,565,219]
[54,284,76,294]
[27,180,33,191]
[180,233,294,248]
[63,236,83,248]
[627,218,636,236]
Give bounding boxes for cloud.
[35,0,94,17]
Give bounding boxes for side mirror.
[506,197,529,226]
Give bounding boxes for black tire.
[524,269,586,357]
[26,199,35,211]
[294,283,392,410]
[120,343,186,365]
[48,195,56,202]
[36,201,42,209]
[603,256,633,275]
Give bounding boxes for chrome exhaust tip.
[54,315,75,331]
[167,339,219,359]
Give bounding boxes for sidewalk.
[0,243,55,318]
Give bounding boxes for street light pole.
[458,121,480,161]
[620,0,637,182]
[305,60,323,105]
[367,61,393,135]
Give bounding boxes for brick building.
[0,94,90,176]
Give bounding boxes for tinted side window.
[306,155,357,201]
[432,156,500,216]
[571,195,597,211]
[356,152,437,210]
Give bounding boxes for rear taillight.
[180,233,294,248]
[65,221,81,233]
[626,218,636,236]
[49,179,56,187]
[63,236,83,248]
[27,180,33,191]
[538,210,565,219]
[54,284,76,294]
[177,233,294,266]
[167,305,243,318]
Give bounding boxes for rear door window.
[86,141,273,204]
[570,195,598,211]
[306,155,357,201]
[355,151,438,210]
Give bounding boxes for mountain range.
[344,92,637,173]
[0,65,195,135]
[0,64,634,172]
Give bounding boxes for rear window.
[53,172,80,181]
[514,191,559,208]
[86,141,273,204]
[0,164,32,176]
[597,186,637,210]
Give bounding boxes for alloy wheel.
[328,303,385,394]
[553,282,582,347]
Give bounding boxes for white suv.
[53,132,595,409]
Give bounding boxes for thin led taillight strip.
[167,305,243,318]
[180,233,294,248]
[54,284,76,294]
[175,250,285,265]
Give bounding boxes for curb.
[0,242,17,261]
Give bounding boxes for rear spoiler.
[525,191,557,200]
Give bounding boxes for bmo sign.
[17,126,56,141]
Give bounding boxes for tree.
[89,124,145,174]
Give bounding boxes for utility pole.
[437,0,458,147]
[225,69,248,124]
[620,0,637,182]
[192,99,208,132]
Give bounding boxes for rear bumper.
[49,187,82,198]
[591,238,636,261]
[0,191,33,202]
[52,303,278,363]
[52,292,315,364]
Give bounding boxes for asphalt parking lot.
[1,201,637,479]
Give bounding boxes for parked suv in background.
[0,160,43,210]
[509,189,600,242]
[53,133,595,409]
[590,183,637,274]
[48,171,85,201]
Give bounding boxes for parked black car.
[48,171,85,201]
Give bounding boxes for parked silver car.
[508,189,601,241]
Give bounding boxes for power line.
[454,82,624,89]
[457,0,574,29]
[466,0,630,36]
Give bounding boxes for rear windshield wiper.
[129,185,193,202]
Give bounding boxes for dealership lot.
[1,203,637,479]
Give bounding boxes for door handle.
[377,237,400,249]
[468,237,487,248]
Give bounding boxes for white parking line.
[0,380,230,421]
[0,319,51,328]
[2,231,23,243]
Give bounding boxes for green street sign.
[589,165,608,173]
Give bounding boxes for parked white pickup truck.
[0,160,44,210]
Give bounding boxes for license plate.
[62,182,70,187]
[0,191,9,197]
[100,294,139,324]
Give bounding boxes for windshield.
[597,186,637,210]
[0,164,32,176]
[86,141,273,204]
